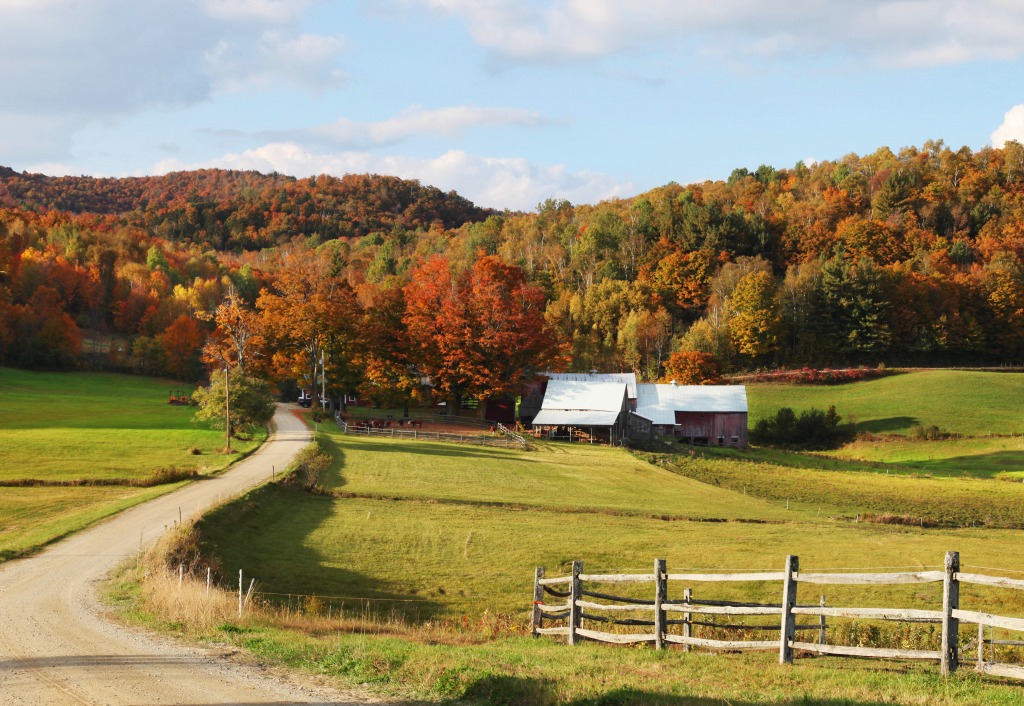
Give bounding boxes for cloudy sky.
[4,0,1024,210]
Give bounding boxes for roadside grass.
[641,448,1024,528]
[117,505,1024,705]
[0,484,180,561]
[0,367,261,482]
[315,429,791,521]
[747,370,1024,436]
[110,564,1024,706]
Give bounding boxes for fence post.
[682,587,692,652]
[941,550,960,675]
[568,560,583,645]
[977,622,985,668]
[238,569,243,617]
[818,595,827,646]
[779,555,799,665]
[532,567,545,638]
[654,558,667,650]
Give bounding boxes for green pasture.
[0,368,262,559]
[747,370,1024,436]
[316,431,790,521]
[644,448,1024,528]
[198,485,1024,620]
[824,436,1024,479]
[0,367,260,481]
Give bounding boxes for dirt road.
[0,405,371,705]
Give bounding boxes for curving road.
[0,405,371,705]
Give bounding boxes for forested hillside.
[2,139,1023,393]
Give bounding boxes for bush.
[909,423,946,441]
[751,405,850,450]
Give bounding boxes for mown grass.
[747,370,1024,436]
[0,484,179,561]
[0,368,262,560]
[315,430,791,521]
[0,367,261,481]
[196,484,1024,619]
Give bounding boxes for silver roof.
[532,409,622,426]
[546,372,637,399]
[635,384,748,425]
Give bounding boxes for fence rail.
[531,552,1024,680]
[334,411,524,448]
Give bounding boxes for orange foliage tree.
[161,314,204,381]
[662,350,722,385]
[257,254,360,396]
[404,255,561,407]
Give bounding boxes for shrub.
[909,423,946,441]
[751,405,850,450]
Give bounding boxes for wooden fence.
[334,412,526,449]
[532,552,1024,679]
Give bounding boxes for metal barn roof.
[531,380,627,427]
[634,384,748,425]
[546,372,638,399]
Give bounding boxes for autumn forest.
[2,139,1024,405]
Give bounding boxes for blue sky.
[4,0,1024,210]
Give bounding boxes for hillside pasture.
[316,431,790,521]
[746,370,1024,436]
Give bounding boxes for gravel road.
[0,405,376,705]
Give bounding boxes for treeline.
[0,168,490,249]
[2,139,1024,392]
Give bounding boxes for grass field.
[316,433,790,521]
[0,367,262,560]
[0,368,260,481]
[125,369,1024,704]
[747,370,1024,436]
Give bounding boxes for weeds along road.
[0,405,370,705]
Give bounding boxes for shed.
[532,380,629,444]
[633,383,748,447]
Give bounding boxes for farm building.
[632,383,748,447]
[531,379,629,444]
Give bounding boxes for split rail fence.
[532,552,1024,679]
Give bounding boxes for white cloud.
[306,105,551,147]
[206,30,347,93]
[413,0,1024,68]
[154,143,631,211]
[200,0,308,23]
[0,0,344,160]
[991,105,1024,147]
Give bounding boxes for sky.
[4,0,1024,211]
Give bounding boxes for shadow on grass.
[328,434,533,467]
[903,449,1024,479]
[856,416,919,434]
[196,482,443,621]
[448,675,902,705]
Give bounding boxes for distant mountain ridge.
[0,167,493,249]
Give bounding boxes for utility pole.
[224,366,231,453]
[320,352,327,412]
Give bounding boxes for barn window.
[717,436,724,446]
[731,436,739,444]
